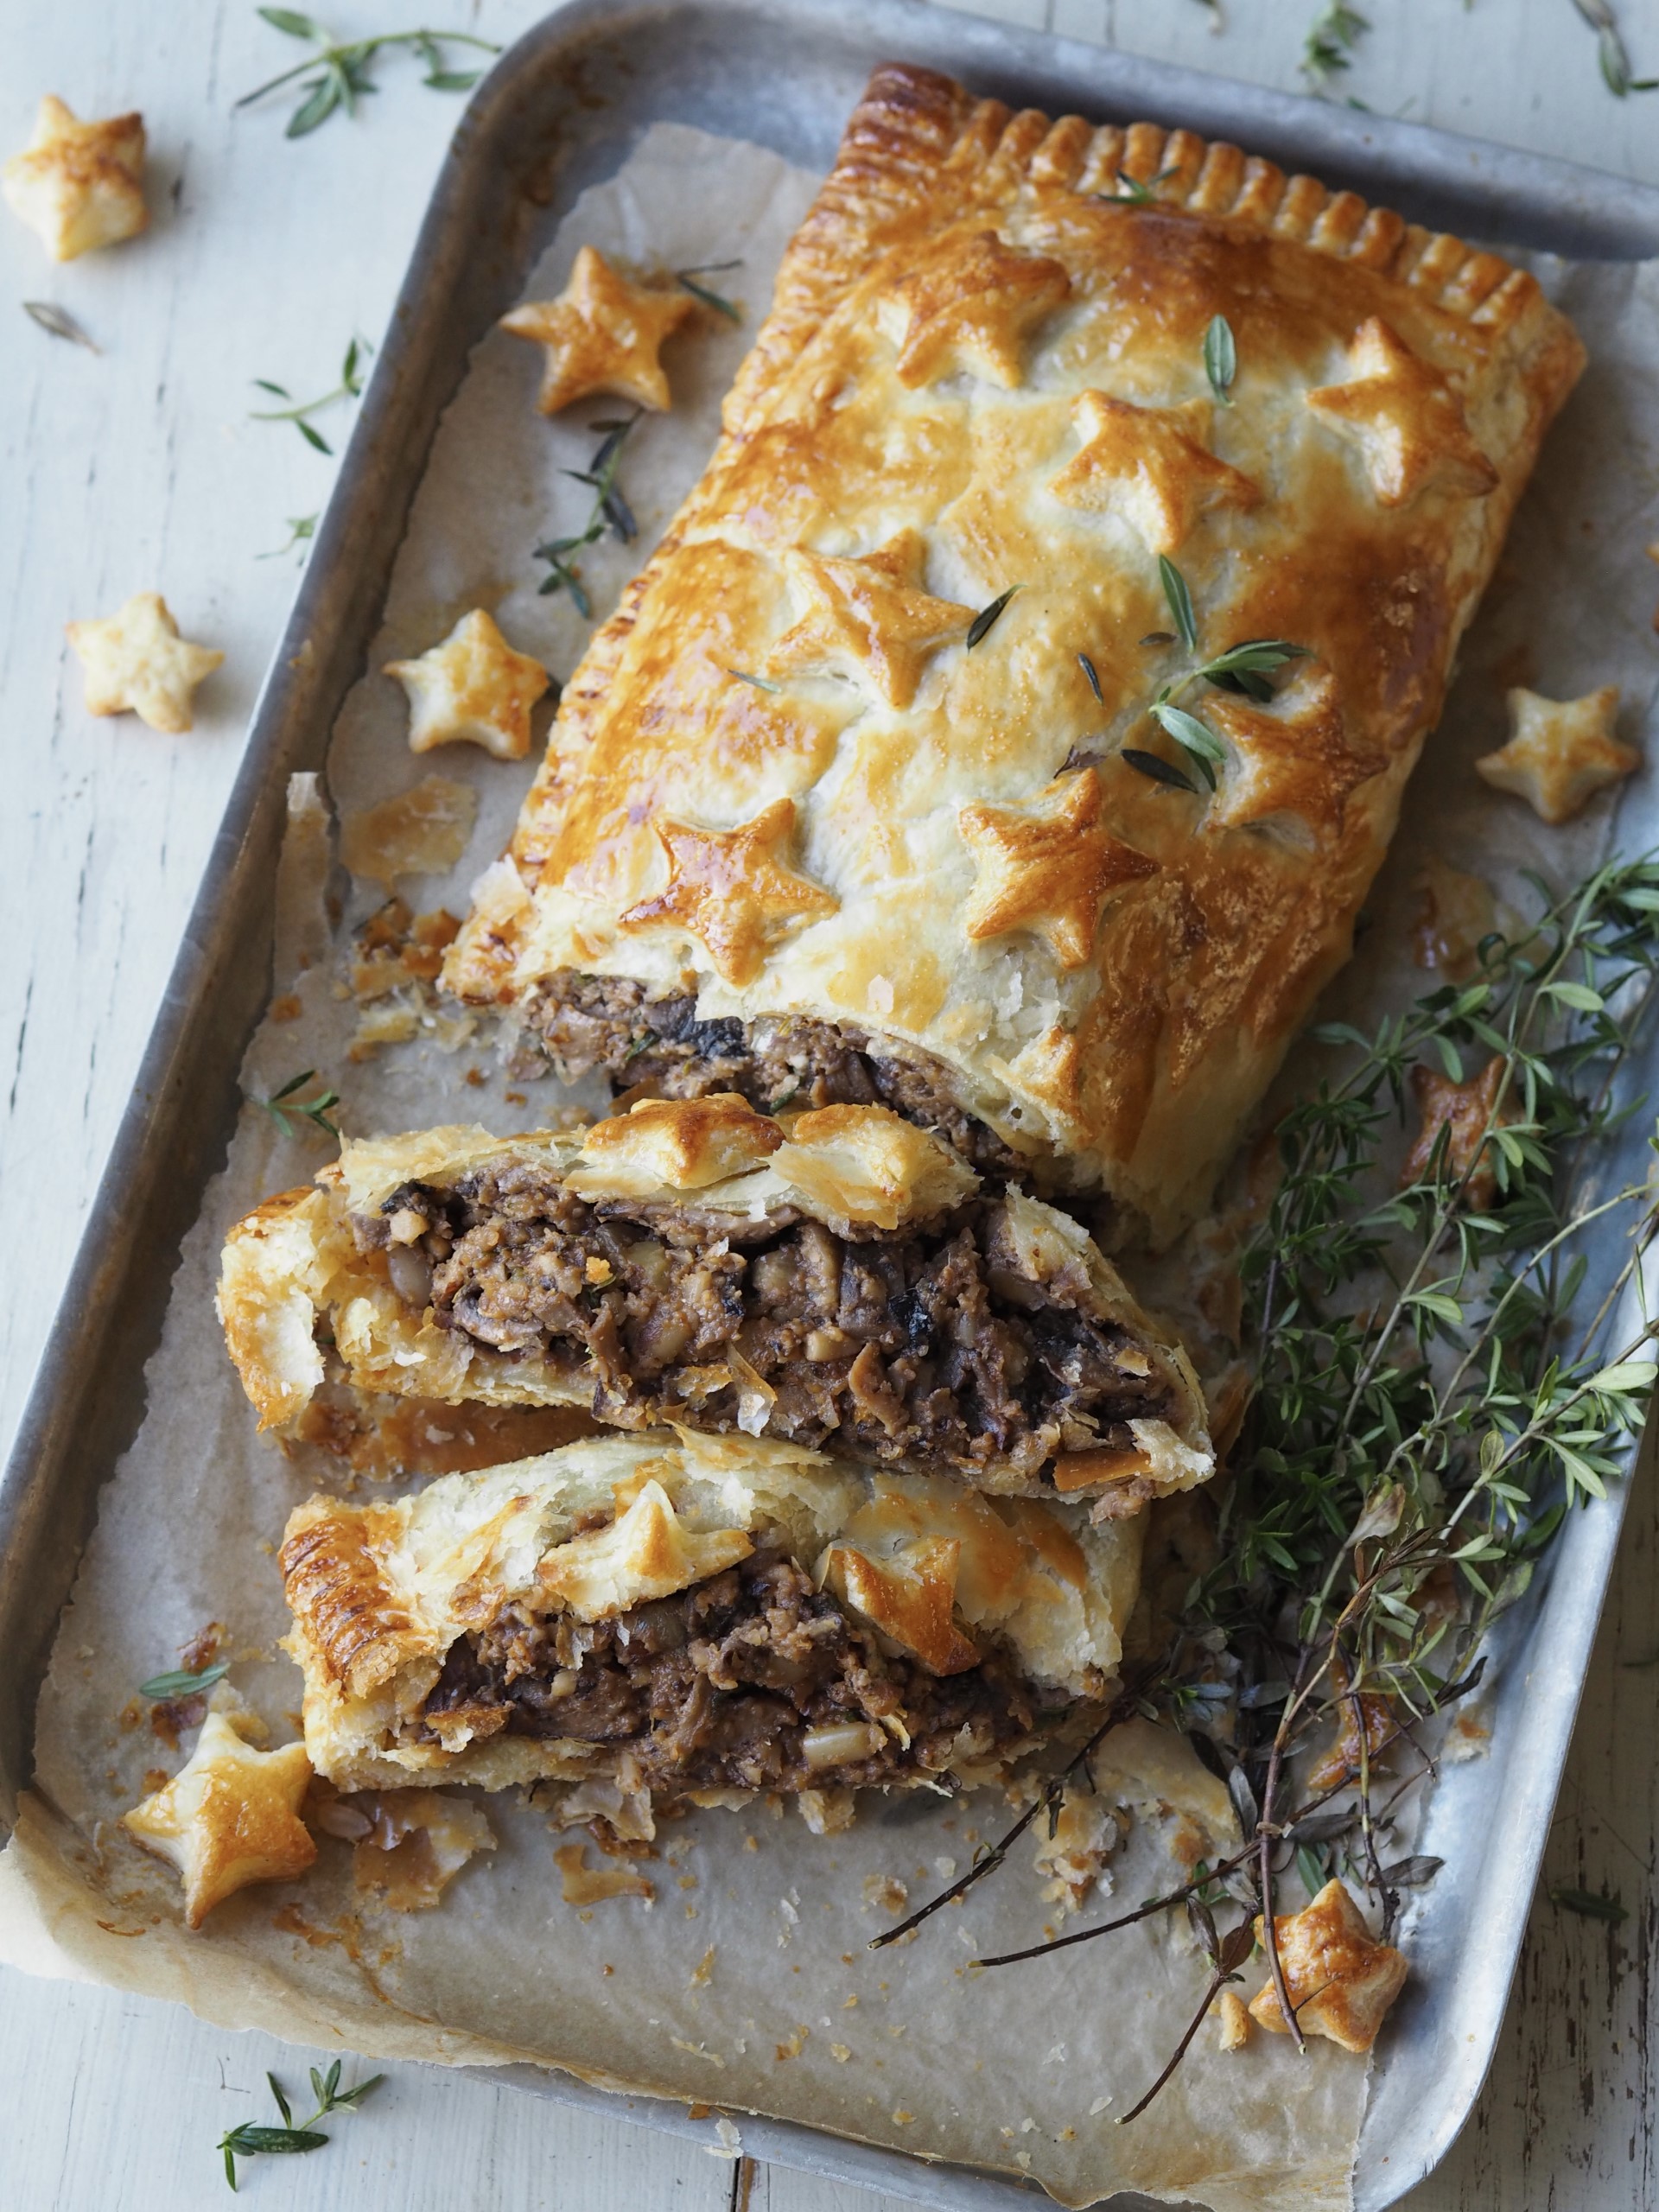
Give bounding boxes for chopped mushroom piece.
[3,95,148,260]
[1475,685,1637,824]
[1249,1878,1408,2053]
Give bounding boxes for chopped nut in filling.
[353,1163,1173,1486]
[411,1548,1048,1794]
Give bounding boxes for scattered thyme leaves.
[1122,747,1198,793]
[966,587,1019,649]
[238,10,499,137]
[139,1662,231,1700]
[1204,314,1236,405]
[219,2061,384,2190]
[676,259,742,321]
[1571,0,1659,92]
[23,300,99,352]
[256,1070,341,1138]
[1302,1,1370,85]
[534,408,644,618]
[1096,166,1176,207]
[257,513,318,561]
[726,668,782,693]
[1550,1885,1629,1922]
[1158,555,1198,652]
[1077,652,1103,704]
[251,337,371,454]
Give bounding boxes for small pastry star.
[765,533,974,709]
[1306,317,1498,508]
[1249,1879,1408,2053]
[66,593,223,734]
[384,608,551,761]
[958,766,1157,969]
[123,1710,316,1929]
[1050,392,1259,555]
[1475,685,1637,824]
[499,244,696,415]
[619,795,837,986]
[883,230,1070,391]
[1401,1055,1512,1211]
[1205,671,1387,839]
[3,95,148,261]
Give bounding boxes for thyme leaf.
[1204,314,1236,405]
[1302,2,1370,86]
[1572,0,1659,93]
[1096,166,1177,207]
[676,260,743,321]
[966,587,1020,649]
[238,11,499,137]
[23,300,99,352]
[1158,556,1198,652]
[1550,1885,1629,1922]
[257,513,318,561]
[1077,652,1103,704]
[139,1662,231,1700]
[1122,747,1198,794]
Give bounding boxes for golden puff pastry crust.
[278,1427,1144,1796]
[217,1096,1211,1511]
[444,64,1584,1243]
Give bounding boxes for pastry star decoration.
[1051,391,1259,556]
[3,95,148,261]
[959,766,1157,970]
[1306,317,1498,509]
[123,1710,316,1929]
[499,244,696,415]
[1475,684,1637,824]
[619,795,837,986]
[67,593,223,734]
[882,229,1071,391]
[1249,1878,1408,2053]
[1204,670,1387,839]
[384,608,551,761]
[764,532,975,709]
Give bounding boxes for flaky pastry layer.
[218,1096,1211,1510]
[445,64,1584,1240]
[279,1429,1143,1796]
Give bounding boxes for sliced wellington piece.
[278,1427,1144,1802]
[442,64,1583,1242]
[219,1095,1211,1515]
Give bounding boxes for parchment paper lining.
[3,121,1657,2212]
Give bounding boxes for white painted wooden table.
[3,2,1658,2206]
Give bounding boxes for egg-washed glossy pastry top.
[218,1095,1210,1514]
[443,62,1584,1243]
[278,1428,1142,1800]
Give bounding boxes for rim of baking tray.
[3,3,1657,2207]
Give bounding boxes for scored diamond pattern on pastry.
[619,796,838,986]
[885,229,1071,391]
[1204,671,1386,838]
[765,532,975,709]
[1306,317,1498,509]
[499,244,697,415]
[1474,684,1638,824]
[1050,391,1260,555]
[959,766,1158,969]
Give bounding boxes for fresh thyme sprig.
[676,259,743,321]
[1302,2,1370,86]
[533,410,644,620]
[257,1071,342,1137]
[1120,556,1307,792]
[257,513,319,561]
[219,2062,384,2190]
[1570,0,1659,94]
[251,338,371,454]
[883,855,1659,2120]
[237,10,499,137]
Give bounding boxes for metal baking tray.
[5,2,1659,2204]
